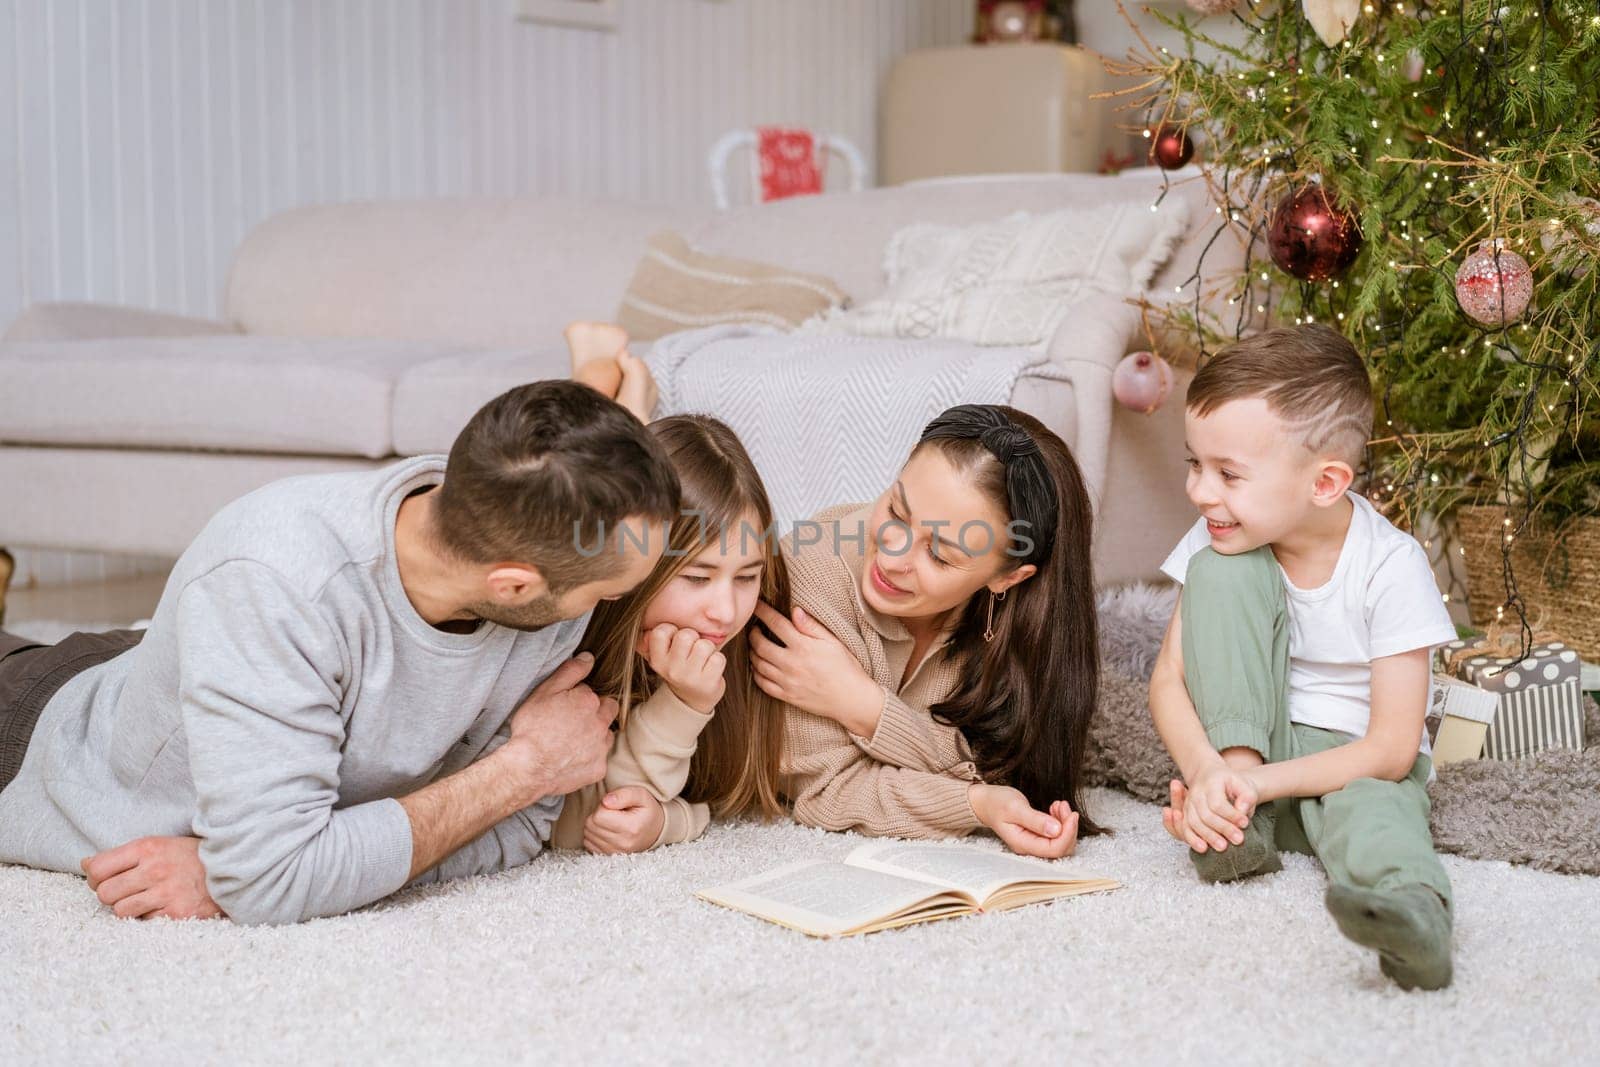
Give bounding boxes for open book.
[697,841,1120,938]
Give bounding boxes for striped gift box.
[1482,678,1586,760]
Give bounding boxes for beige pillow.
[616,231,849,341]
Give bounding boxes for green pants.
[1180,546,1452,908]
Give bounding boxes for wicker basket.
[1457,505,1600,660]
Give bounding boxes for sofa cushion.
[392,345,610,455]
[2,302,238,344]
[0,337,484,458]
[615,231,849,341]
[226,199,711,350]
[0,446,385,556]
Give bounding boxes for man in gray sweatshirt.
[0,381,680,925]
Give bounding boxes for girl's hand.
[748,602,883,736]
[637,623,726,713]
[582,786,667,854]
[968,784,1079,859]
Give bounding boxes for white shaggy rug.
[2,788,1596,1065]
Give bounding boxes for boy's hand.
[1179,764,1257,853]
[1161,779,1192,844]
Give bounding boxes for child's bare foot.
[565,321,628,397]
[615,351,659,423]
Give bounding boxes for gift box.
[1482,678,1586,760]
[1426,673,1499,765]
[1436,634,1587,759]
[1440,637,1584,691]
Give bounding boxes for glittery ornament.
[1402,48,1426,82]
[1267,186,1363,281]
[1454,240,1533,326]
[1184,0,1241,14]
[1113,351,1174,414]
[1148,125,1195,170]
[1537,194,1600,278]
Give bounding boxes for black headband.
[918,405,1059,566]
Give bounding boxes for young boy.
[1149,324,1459,991]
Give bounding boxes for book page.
[697,860,959,937]
[845,842,1092,903]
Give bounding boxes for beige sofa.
[0,171,1231,585]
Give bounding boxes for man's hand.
[637,623,726,713]
[80,836,223,921]
[500,652,619,802]
[1176,763,1256,853]
[968,783,1079,860]
[581,786,667,854]
[749,603,883,736]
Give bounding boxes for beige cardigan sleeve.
[605,685,714,847]
[852,690,974,774]
[550,684,714,850]
[783,711,983,838]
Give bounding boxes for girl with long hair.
[548,412,790,852]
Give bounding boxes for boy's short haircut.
[435,380,681,594]
[1186,323,1374,467]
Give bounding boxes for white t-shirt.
[1161,493,1457,751]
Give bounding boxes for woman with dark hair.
[750,404,1101,858]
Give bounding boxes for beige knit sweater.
[549,685,713,851]
[780,504,984,839]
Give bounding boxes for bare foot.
[565,321,628,397]
[615,352,659,423]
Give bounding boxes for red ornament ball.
[1112,351,1174,414]
[1454,240,1533,326]
[1148,125,1194,170]
[1267,186,1363,281]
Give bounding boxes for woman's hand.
[968,784,1079,860]
[748,602,883,736]
[80,836,224,920]
[582,786,667,854]
[637,623,726,713]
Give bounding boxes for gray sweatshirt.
[0,456,587,925]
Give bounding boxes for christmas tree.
[1109,0,1600,622]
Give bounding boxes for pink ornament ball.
[1113,351,1174,415]
[1184,0,1241,14]
[1454,240,1533,326]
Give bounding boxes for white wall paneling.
[1,0,972,585]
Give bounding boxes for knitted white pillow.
[804,198,1190,348]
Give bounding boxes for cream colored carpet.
[1,789,1595,1064]
[4,609,1596,1063]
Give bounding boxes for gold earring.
[983,589,1006,643]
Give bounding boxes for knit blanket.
[645,325,1061,528]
